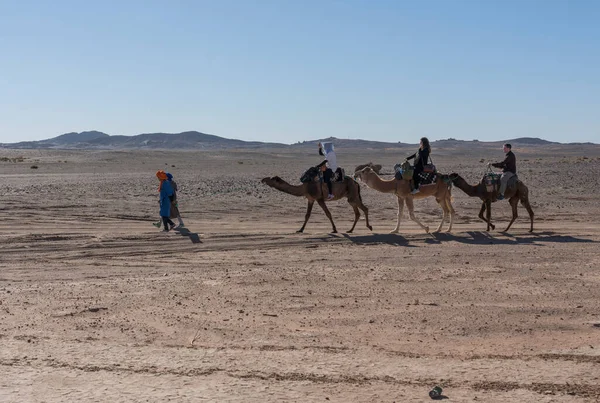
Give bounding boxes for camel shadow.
[173,226,202,244]
[341,233,418,247]
[426,231,596,246]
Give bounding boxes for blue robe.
[159,181,174,217]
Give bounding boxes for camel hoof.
[390,230,399,234]
[296,229,304,233]
[331,229,338,234]
[347,229,354,234]
[424,227,430,233]
[367,225,373,231]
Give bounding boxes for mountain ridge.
[0,131,596,150]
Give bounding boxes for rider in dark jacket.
[490,143,516,200]
[406,137,431,194]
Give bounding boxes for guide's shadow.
[173,226,202,244]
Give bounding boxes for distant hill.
[0,132,595,150]
[502,137,558,145]
[46,130,110,145]
[291,137,410,149]
[1,131,287,150]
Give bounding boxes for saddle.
[300,166,346,183]
[333,167,345,182]
[394,161,413,180]
[481,171,518,193]
[394,159,437,184]
[483,172,501,192]
[300,166,320,183]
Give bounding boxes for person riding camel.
[489,143,516,200]
[406,137,431,194]
[318,142,337,200]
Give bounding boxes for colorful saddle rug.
[482,173,518,193]
[417,171,437,185]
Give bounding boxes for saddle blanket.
[418,172,437,185]
[483,173,518,193]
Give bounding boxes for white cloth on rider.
[320,142,337,171]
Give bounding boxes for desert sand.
[1,145,600,402]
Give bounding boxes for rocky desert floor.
[1,145,600,402]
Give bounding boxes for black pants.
[323,168,333,194]
[413,166,423,189]
[162,216,175,229]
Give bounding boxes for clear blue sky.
[1,0,598,144]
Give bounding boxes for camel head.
[447,173,468,187]
[447,173,460,182]
[353,166,375,181]
[261,176,284,186]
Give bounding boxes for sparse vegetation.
[30,165,39,169]
[0,156,25,163]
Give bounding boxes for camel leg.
[297,200,314,233]
[406,197,429,233]
[357,202,372,231]
[522,199,534,232]
[478,201,495,231]
[445,195,456,232]
[520,190,534,232]
[486,200,494,231]
[434,197,448,233]
[390,197,404,234]
[317,199,337,233]
[504,196,519,232]
[347,204,360,233]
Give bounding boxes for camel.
[261,173,372,234]
[353,167,455,233]
[354,162,382,174]
[448,173,534,232]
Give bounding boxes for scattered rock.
[87,307,108,313]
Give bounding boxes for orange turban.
[156,170,168,191]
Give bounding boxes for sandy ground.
[1,147,600,402]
